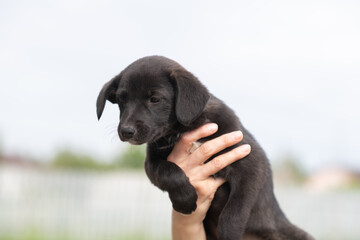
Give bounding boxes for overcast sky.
[1,0,359,172]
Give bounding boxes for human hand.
[168,123,251,240]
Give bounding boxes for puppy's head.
[96,56,210,144]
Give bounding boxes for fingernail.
[208,123,218,132]
[233,131,243,140]
[241,144,251,153]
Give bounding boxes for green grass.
[2,229,359,240]
[0,229,170,240]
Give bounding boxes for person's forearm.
[171,210,206,240]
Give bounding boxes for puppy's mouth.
[118,123,174,145]
[119,134,146,145]
[118,128,158,145]
[127,139,146,145]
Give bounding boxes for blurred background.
[1,0,360,239]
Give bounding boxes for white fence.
[0,165,359,240]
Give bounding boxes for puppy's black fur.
[97,56,313,240]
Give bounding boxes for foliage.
[52,150,111,170]
[0,228,72,240]
[113,145,146,169]
[0,136,3,158]
[0,229,170,240]
[336,178,360,191]
[274,153,307,184]
[51,145,147,171]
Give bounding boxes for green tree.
[274,153,307,184]
[53,150,110,170]
[0,136,3,160]
[114,145,146,169]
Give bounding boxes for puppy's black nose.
[120,126,136,139]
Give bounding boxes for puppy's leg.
[147,160,197,214]
[276,223,315,240]
[217,177,260,240]
[255,225,314,240]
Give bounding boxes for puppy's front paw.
[172,199,197,215]
[169,184,197,214]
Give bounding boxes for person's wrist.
[172,209,205,240]
[172,209,204,229]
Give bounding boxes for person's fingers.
[168,123,218,164]
[214,177,226,188]
[195,178,226,203]
[201,144,251,176]
[191,131,244,165]
[181,123,218,145]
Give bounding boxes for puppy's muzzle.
[119,126,136,140]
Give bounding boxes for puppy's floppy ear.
[170,69,210,126]
[96,76,120,120]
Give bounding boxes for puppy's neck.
[151,132,181,151]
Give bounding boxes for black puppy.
[96,56,313,240]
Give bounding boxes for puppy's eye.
[150,96,160,103]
